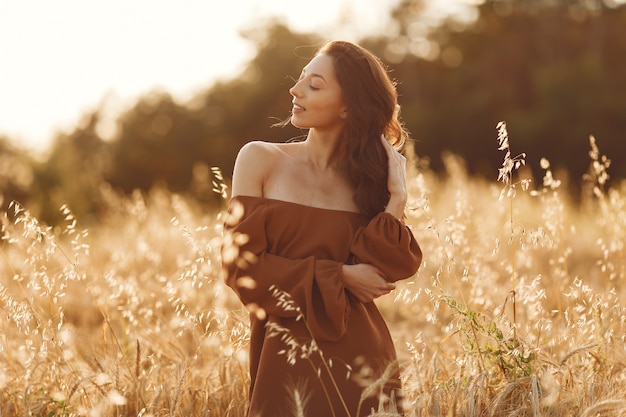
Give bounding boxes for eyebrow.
[301,69,327,83]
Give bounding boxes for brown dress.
[222,195,422,417]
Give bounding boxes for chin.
[290,116,309,129]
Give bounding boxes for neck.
[302,129,341,170]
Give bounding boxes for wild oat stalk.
[496,121,530,340]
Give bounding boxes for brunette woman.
[222,40,422,417]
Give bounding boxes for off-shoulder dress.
[222,195,422,417]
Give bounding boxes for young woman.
[222,40,422,417]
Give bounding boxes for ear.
[340,106,348,119]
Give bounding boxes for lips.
[292,102,305,112]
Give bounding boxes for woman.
[222,40,422,417]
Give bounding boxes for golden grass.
[1,131,625,416]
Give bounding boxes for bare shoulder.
[238,140,285,156]
[235,141,288,170]
[231,141,288,198]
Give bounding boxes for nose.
[289,79,303,98]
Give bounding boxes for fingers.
[342,262,398,302]
[381,135,408,210]
[356,285,396,303]
[381,134,406,165]
[371,282,397,302]
[367,277,397,301]
[380,134,394,155]
[380,133,403,151]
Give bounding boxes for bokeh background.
[1,0,625,224]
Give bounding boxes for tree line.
[1,0,625,224]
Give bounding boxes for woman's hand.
[341,263,396,303]
[381,135,407,219]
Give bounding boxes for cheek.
[315,97,345,119]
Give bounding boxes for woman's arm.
[345,136,422,289]
[222,197,351,341]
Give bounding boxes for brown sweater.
[222,195,422,417]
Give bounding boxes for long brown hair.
[319,41,408,219]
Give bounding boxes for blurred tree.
[33,112,111,224]
[22,4,626,224]
[107,92,205,193]
[379,0,626,186]
[0,136,35,214]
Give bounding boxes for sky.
[0,0,465,155]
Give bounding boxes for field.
[1,128,626,416]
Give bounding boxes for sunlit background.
[1,0,625,225]
[0,0,469,153]
[2,2,626,415]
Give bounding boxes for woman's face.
[289,53,347,132]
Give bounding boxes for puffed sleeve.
[351,212,422,282]
[221,196,350,341]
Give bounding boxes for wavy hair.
[318,41,409,219]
